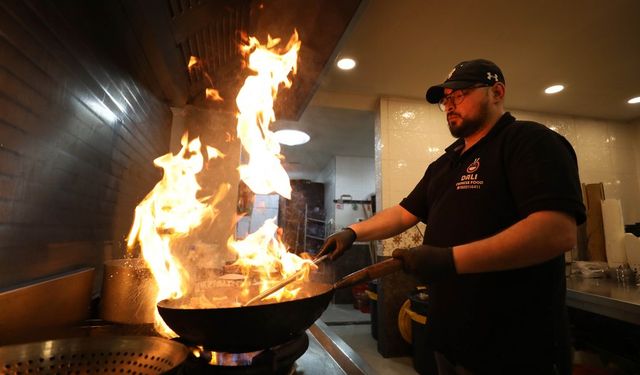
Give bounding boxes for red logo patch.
[466,158,480,173]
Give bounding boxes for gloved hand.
[316,228,357,261]
[392,245,456,283]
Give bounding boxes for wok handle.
[334,258,402,290]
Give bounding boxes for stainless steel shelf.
[566,276,640,325]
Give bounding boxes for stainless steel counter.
[299,320,377,375]
[566,276,640,325]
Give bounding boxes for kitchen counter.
[300,320,377,375]
[565,275,640,325]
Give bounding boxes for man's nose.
[445,101,455,113]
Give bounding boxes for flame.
[189,55,224,102]
[127,31,310,339]
[206,88,224,102]
[226,30,314,303]
[188,56,199,69]
[235,30,300,199]
[127,133,229,336]
[228,219,314,302]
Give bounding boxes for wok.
[157,258,402,352]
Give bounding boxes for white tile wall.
[512,109,640,224]
[317,157,336,233]
[377,98,454,212]
[335,156,375,200]
[376,97,640,254]
[319,156,376,230]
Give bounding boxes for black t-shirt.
[400,112,586,374]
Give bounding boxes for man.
[318,59,586,375]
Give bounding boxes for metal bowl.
[0,336,188,374]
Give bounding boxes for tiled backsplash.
[376,97,640,255]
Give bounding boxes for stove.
[168,321,374,374]
[171,333,308,374]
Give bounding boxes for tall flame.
[127,133,229,335]
[235,31,300,199]
[127,31,310,337]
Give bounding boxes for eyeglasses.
[438,84,490,112]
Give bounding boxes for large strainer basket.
[0,336,188,374]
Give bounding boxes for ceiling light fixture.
[273,129,310,146]
[544,85,564,94]
[628,96,640,104]
[336,57,356,70]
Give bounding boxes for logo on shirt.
[457,158,484,191]
[466,158,480,173]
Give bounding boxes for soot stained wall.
[0,1,172,289]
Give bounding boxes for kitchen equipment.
[0,268,94,344]
[624,233,640,271]
[157,258,402,352]
[100,258,158,324]
[0,336,188,374]
[602,198,627,267]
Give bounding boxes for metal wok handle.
[333,258,402,290]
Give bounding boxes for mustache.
[447,113,460,121]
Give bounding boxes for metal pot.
[100,258,158,324]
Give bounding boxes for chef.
[319,59,586,375]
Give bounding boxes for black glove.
[317,228,357,261]
[392,245,456,283]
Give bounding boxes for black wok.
[157,258,401,352]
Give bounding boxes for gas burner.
[172,333,309,374]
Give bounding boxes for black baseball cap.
[425,59,505,104]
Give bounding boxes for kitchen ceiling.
[278,0,640,179]
[69,0,640,180]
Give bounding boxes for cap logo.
[447,67,456,79]
[487,72,499,82]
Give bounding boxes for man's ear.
[491,83,505,101]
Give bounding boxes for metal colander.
[0,336,188,374]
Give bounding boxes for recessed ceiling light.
[273,129,310,146]
[336,57,356,70]
[628,96,640,104]
[544,85,564,94]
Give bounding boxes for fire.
[189,55,224,102]
[228,219,314,302]
[235,31,300,199]
[188,56,199,69]
[127,30,310,337]
[226,30,313,302]
[127,134,229,335]
[206,88,224,102]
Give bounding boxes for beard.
[447,95,490,138]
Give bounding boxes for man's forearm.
[454,211,577,273]
[349,205,419,242]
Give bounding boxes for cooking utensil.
[100,258,158,324]
[0,336,188,374]
[157,258,402,352]
[243,255,328,306]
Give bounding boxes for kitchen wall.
[317,155,375,232]
[376,97,640,255]
[318,157,336,233]
[0,2,172,289]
